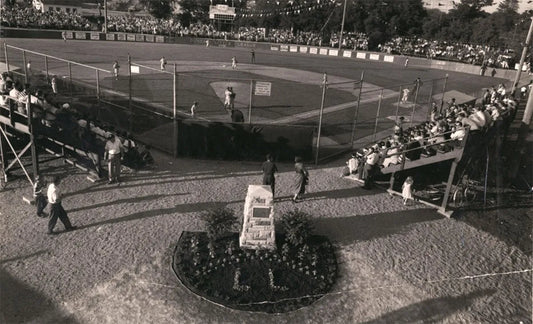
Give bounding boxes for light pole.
[104,0,108,34]
[338,0,347,51]
[511,14,533,95]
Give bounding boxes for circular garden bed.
[172,231,338,313]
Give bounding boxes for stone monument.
[239,185,276,250]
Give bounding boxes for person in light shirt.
[104,134,124,184]
[47,176,76,235]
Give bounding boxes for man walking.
[262,154,277,197]
[33,174,47,217]
[104,134,124,184]
[47,176,76,235]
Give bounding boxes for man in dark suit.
[262,153,278,197]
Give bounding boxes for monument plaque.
[239,185,275,250]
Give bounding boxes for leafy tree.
[138,0,172,18]
[497,0,519,13]
[177,0,211,26]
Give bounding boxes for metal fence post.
[350,71,364,148]
[128,54,132,133]
[22,50,28,84]
[315,73,327,165]
[44,56,49,81]
[95,69,100,100]
[173,63,178,158]
[410,82,420,127]
[248,79,253,124]
[440,74,448,113]
[68,62,73,99]
[3,43,9,73]
[373,89,384,141]
[395,85,402,122]
[426,79,434,120]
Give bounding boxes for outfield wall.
[1,27,520,81]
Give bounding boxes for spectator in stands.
[362,147,379,189]
[450,122,466,141]
[382,142,400,168]
[51,75,58,94]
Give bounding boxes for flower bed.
[172,231,338,313]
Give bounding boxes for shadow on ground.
[313,208,441,244]
[361,289,495,324]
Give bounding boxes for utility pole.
[338,0,347,51]
[511,15,533,95]
[104,0,108,33]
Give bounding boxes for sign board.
[90,32,100,40]
[135,34,144,41]
[155,36,165,43]
[145,35,154,42]
[130,65,140,74]
[369,54,380,60]
[209,4,236,20]
[319,48,328,55]
[290,46,298,52]
[270,46,279,51]
[343,50,352,58]
[309,47,318,54]
[329,49,339,56]
[117,33,126,41]
[239,185,275,250]
[126,34,135,41]
[66,31,74,39]
[356,52,366,59]
[254,81,272,96]
[75,32,86,39]
[106,33,115,41]
[299,46,308,53]
[384,55,394,63]
[280,45,289,52]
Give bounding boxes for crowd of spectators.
[380,37,516,69]
[1,5,93,30]
[346,83,517,189]
[0,4,520,67]
[0,72,154,173]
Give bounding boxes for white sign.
[319,48,328,55]
[270,46,279,51]
[343,50,352,58]
[290,46,298,52]
[240,185,275,250]
[254,81,271,96]
[309,47,318,54]
[280,45,289,52]
[384,55,395,63]
[90,32,100,40]
[130,65,140,74]
[329,49,339,56]
[209,4,236,19]
[356,52,366,59]
[369,54,380,60]
[299,46,308,53]
[75,32,86,39]
[106,33,115,41]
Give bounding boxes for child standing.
[33,175,48,217]
[402,176,414,205]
